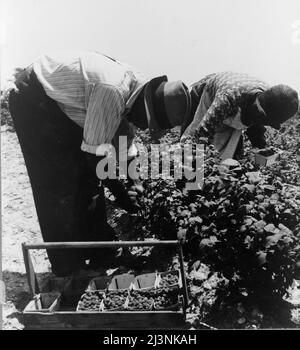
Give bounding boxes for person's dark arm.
[246,124,267,149]
[85,153,141,214]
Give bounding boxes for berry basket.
[107,273,135,291]
[76,290,105,312]
[127,289,155,311]
[156,270,182,288]
[102,290,129,311]
[23,292,61,313]
[152,287,181,311]
[132,272,157,290]
[253,148,283,166]
[85,275,111,292]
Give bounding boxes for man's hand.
[123,181,144,213]
[103,178,144,214]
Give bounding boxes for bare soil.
[2,126,52,329]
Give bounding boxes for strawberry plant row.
[128,124,300,309]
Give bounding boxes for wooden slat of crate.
[23,311,186,329]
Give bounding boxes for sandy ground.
[1,126,51,330]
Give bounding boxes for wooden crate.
[22,240,189,329]
[23,278,186,329]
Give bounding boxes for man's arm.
[82,84,142,213]
[81,83,125,154]
[84,152,142,214]
[246,124,267,149]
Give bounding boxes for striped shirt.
[33,51,148,157]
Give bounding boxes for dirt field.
[1,126,52,329]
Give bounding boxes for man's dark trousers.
[8,68,115,276]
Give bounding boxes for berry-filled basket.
[152,287,181,311]
[127,289,155,311]
[156,270,182,289]
[76,290,106,312]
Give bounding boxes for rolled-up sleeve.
[81,83,125,154]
